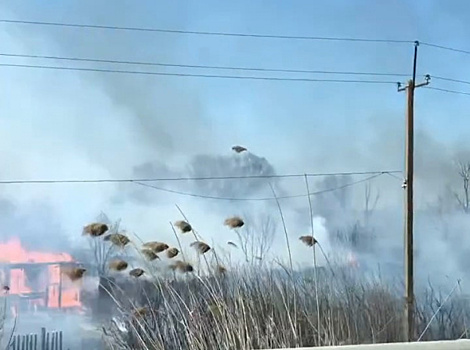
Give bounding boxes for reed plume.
[166,247,179,258]
[141,249,159,261]
[62,267,86,282]
[104,232,130,247]
[224,216,244,228]
[174,220,192,233]
[190,241,211,254]
[299,235,317,247]
[83,223,108,237]
[169,260,194,273]
[109,260,128,271]
[129,268,145,278]
[216,265,227,275]
[142,241,169,253]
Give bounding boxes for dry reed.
[109,260,129,271]
[107,265,462,350]
[169,260,194,273]
[96,215,470,350]
[299,235,318,247]
[142,241,169,253]
[104,233,131,247]
[141,249,159,261]
[216,265,227,275]
[83,223,108,237]
[174,220,192,233]
[166,247,179,258]
[62,267,86,281]
[224,216,244,228]
[133,307,148,318]
[129,268,145,278]
[190,241,211,254]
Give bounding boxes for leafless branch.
[453,161,470,213]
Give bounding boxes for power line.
[6,52,470,94]
[6,19,470,57]
[0,52,410,78]
[424,86,470,96]
[0,19,413,44]
[0,170,402,185]
[432,76,470,86]
[7,53,470,90]
[0,63,401,84]
[384,172,403,181]
[421,42,470,56]
[134,173,386,201]
[426,76,470,95]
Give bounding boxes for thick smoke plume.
[1,5,470,344]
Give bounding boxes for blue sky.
[3,0,470,149]
[4,1,470,147]
[1,1,470,273]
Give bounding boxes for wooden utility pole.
[398,41,430,342]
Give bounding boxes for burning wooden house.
[0,238,83,314]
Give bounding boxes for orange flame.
[0,238,82,310]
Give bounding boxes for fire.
[0,238,82,311]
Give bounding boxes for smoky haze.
[1,0,470,326]
[121,151,277,203]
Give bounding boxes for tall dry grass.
[90,206,469,349]
[101,264,470,350]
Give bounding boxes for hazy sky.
[1,1,470,282]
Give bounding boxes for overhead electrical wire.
[3,20,470,200]
[3,53,470,94]
[133,173,387,201]
[0,20,412,200]
[3,19,470,56]
[384,172,404,181]
[0,63,400,84]
[0,170,402,185]
[421,42,470,56]
[424,86,470,96]
[4,53,470,91]
[0,52,410,78]
[423,76,470,96]
[6,60,467,95]
[432,76,470,86]
[0,19,413,44]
